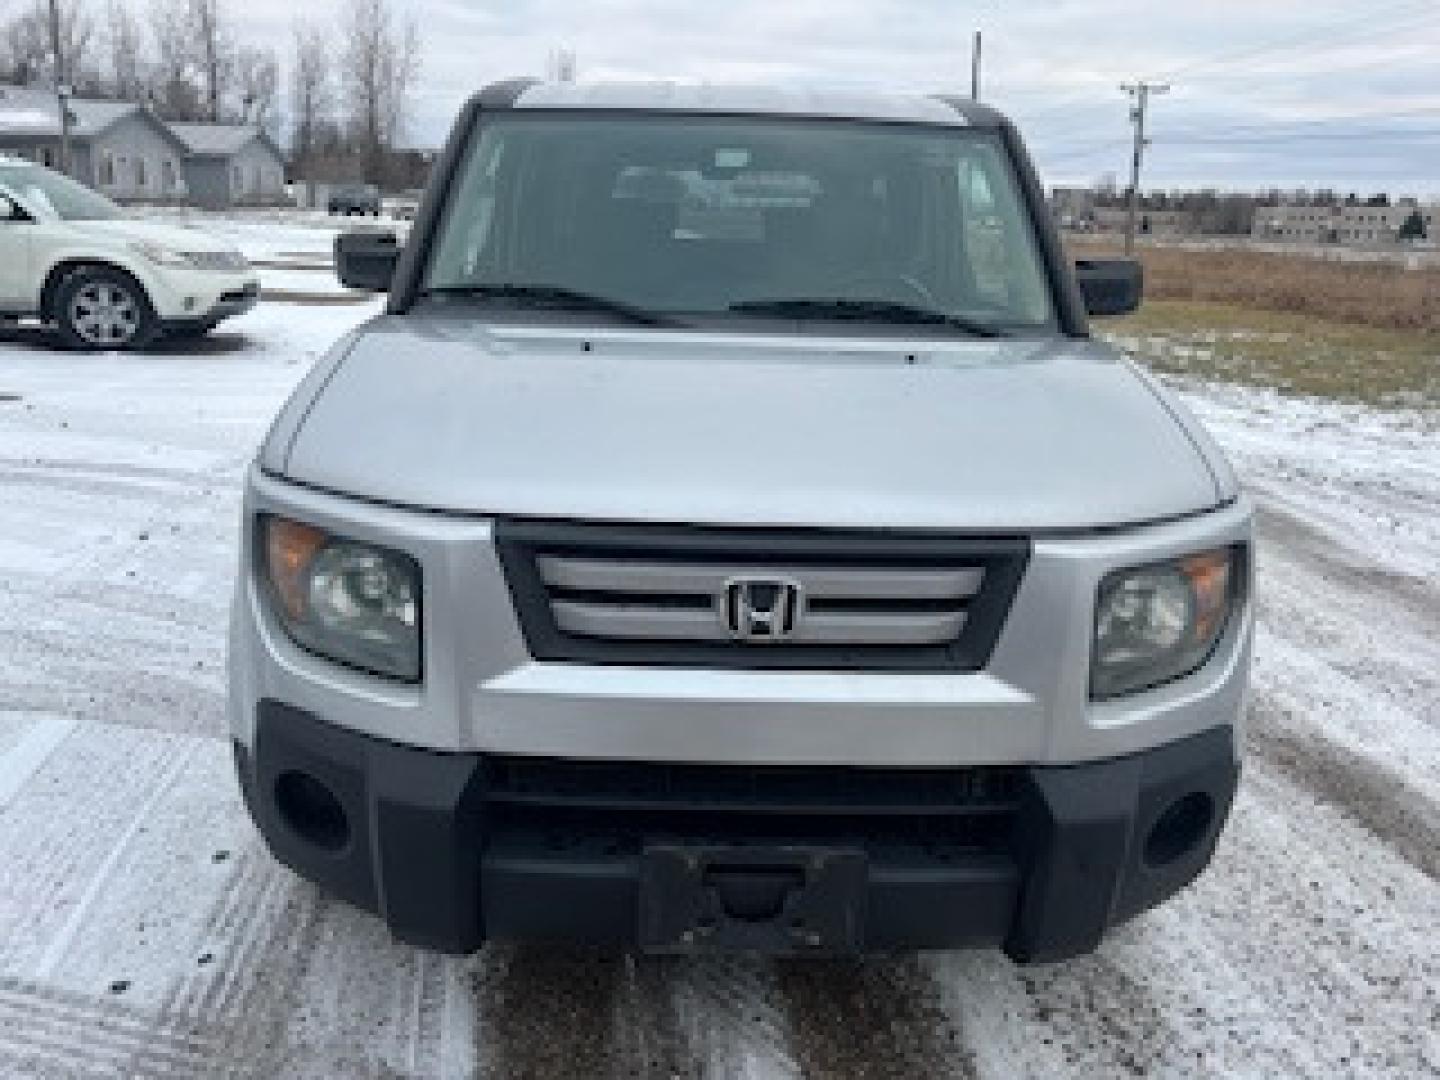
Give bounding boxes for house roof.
[66,99,140,137]
[169,122,277,158]
[0,85,64,137]
[0,89,190,153]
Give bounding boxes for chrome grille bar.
[540,556,981,647]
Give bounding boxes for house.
[1091,206,1193,237]
[169,123,287,210]
[0,86,191,202]
[1251,201,1438,245]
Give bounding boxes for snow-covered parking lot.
[0,281,1437,1077]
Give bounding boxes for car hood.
[277,316,1225,531]
[82,217,239,254]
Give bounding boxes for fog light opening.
[1143,792,1214,869]
[274,770,351,852]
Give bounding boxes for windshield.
[0,164,123,221]
[423,115,1055,331]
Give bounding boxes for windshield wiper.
[728,297,1007,338]
[420,283,679,327]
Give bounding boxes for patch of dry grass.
[1069,239,1440,334]
[1100,300,1440,410]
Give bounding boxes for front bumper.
[159,281,260,331]
[140,262,261,327]
[235,700,1238,962]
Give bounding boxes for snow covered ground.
[0,289,1436,1078]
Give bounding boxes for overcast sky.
[244,0,1440,195]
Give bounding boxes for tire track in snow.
[611,955,710,1078]
[203,879,333,1073]
[471,944,625,1080]
[1247,696,1440,883]
[670,956,794,1076]
[1005,954,1190,1079]
[162,841,274,1020]
[1255,502,1440,652]
[773,956,980,1080]
[0,978,218,1079]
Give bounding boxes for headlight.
[1091,548,1240,699]
[260,516,422,682]
[129,240,191,267]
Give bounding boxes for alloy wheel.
[69,282,142,347]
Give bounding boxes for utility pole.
[47,0,72,176]
[1121,81,1168,255]
[971,31,982,100]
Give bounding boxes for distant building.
[1050,186,1097,229]
[169,123,287,209]
[0,86,191,203]
[1091,206,1193,237]
[1251,202,1437,245]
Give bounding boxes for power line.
[1006,2,1440,126]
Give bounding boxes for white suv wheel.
[69,281,142,346]
[53,268,156,351]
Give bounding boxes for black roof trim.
[931,96,1009,127]
[475,78,542,110]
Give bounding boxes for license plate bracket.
[639,845,867,955]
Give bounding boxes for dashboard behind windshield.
[423,114,1056,330]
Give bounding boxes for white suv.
[0,156,259,349]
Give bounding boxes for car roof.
[496,81,1004,127]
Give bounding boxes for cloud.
[249,0,1440,193]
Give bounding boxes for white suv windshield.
[423,115,1055,331]
[0,164,122,221]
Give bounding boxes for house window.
[162,159,177,192]
[135,157,147,190]
[233,164,244,194]
[99,152,116,187]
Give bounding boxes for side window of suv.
[957,153,1049,323]
[430,136,506,281]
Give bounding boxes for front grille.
[482,756,1023,856]
[495,520,1028,670]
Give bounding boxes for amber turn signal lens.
[1181,550,1232,643]
[265,517,329,619]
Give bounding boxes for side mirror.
[1074,258,1143,317]
[335,230,400,292]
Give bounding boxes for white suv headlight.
[1091,548,1241,699]
[261,515,423,683]
[130,240,191,267]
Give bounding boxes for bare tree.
[105,0,146,101]
[339,0,422,184]
[290,20,332,178]
[2,0,94,87]
[188,0,233,122]
[234,43,278,130]
[147,0,202,118]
